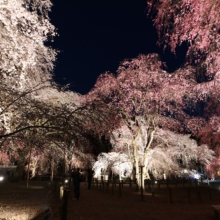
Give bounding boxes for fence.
[91,178,219,204]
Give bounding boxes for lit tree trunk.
[143,152,150,179]
[141,151,151,190]
[133,144,140,187]
[51,152,54,182]
[142,119,156,187]
[26,148,32,188]
[63,135,66,181]
[63,148,66,180]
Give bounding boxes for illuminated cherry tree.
[93,152,132,179]
[146,0,220,176]
[0,0,57,142]
[0,0,56,89]
[147,0,220,78]
[93,121,214,187]
[0,0,120,183]
[87,50,218,184]
[108,125,213,186]
[1,0,220,183]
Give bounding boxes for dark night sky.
[49,0,185,94]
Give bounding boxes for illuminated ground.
[0,179,220,219]
[0,180,54,220]
[65,181,220,220]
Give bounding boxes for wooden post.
[61,189,69,220]
[60,186,64,200]
[100,176,104,192]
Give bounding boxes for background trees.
[87,53,215,184]
[0,0,56,89]
[146,0,220,177]
[147,0,220,78]
[0,0,118,177]
[0,0,57,166]
[1,0,220,182]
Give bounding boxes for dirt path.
[0,180,52,220]
[0,180,220,220]
[63,181,220,220]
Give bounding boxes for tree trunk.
[26,148,32,188]
[133,143,140,187]
[135,159,140,186]
[51,153,54,182]
[15,159,25,181]
[62,148,66,181]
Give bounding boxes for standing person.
[72,168,81,200]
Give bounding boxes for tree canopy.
[1,0,220,181]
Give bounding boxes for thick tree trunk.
[15,159,25,181]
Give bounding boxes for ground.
[0,180,53,220]
[0,179,220,219]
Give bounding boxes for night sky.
[49,0,185,95]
